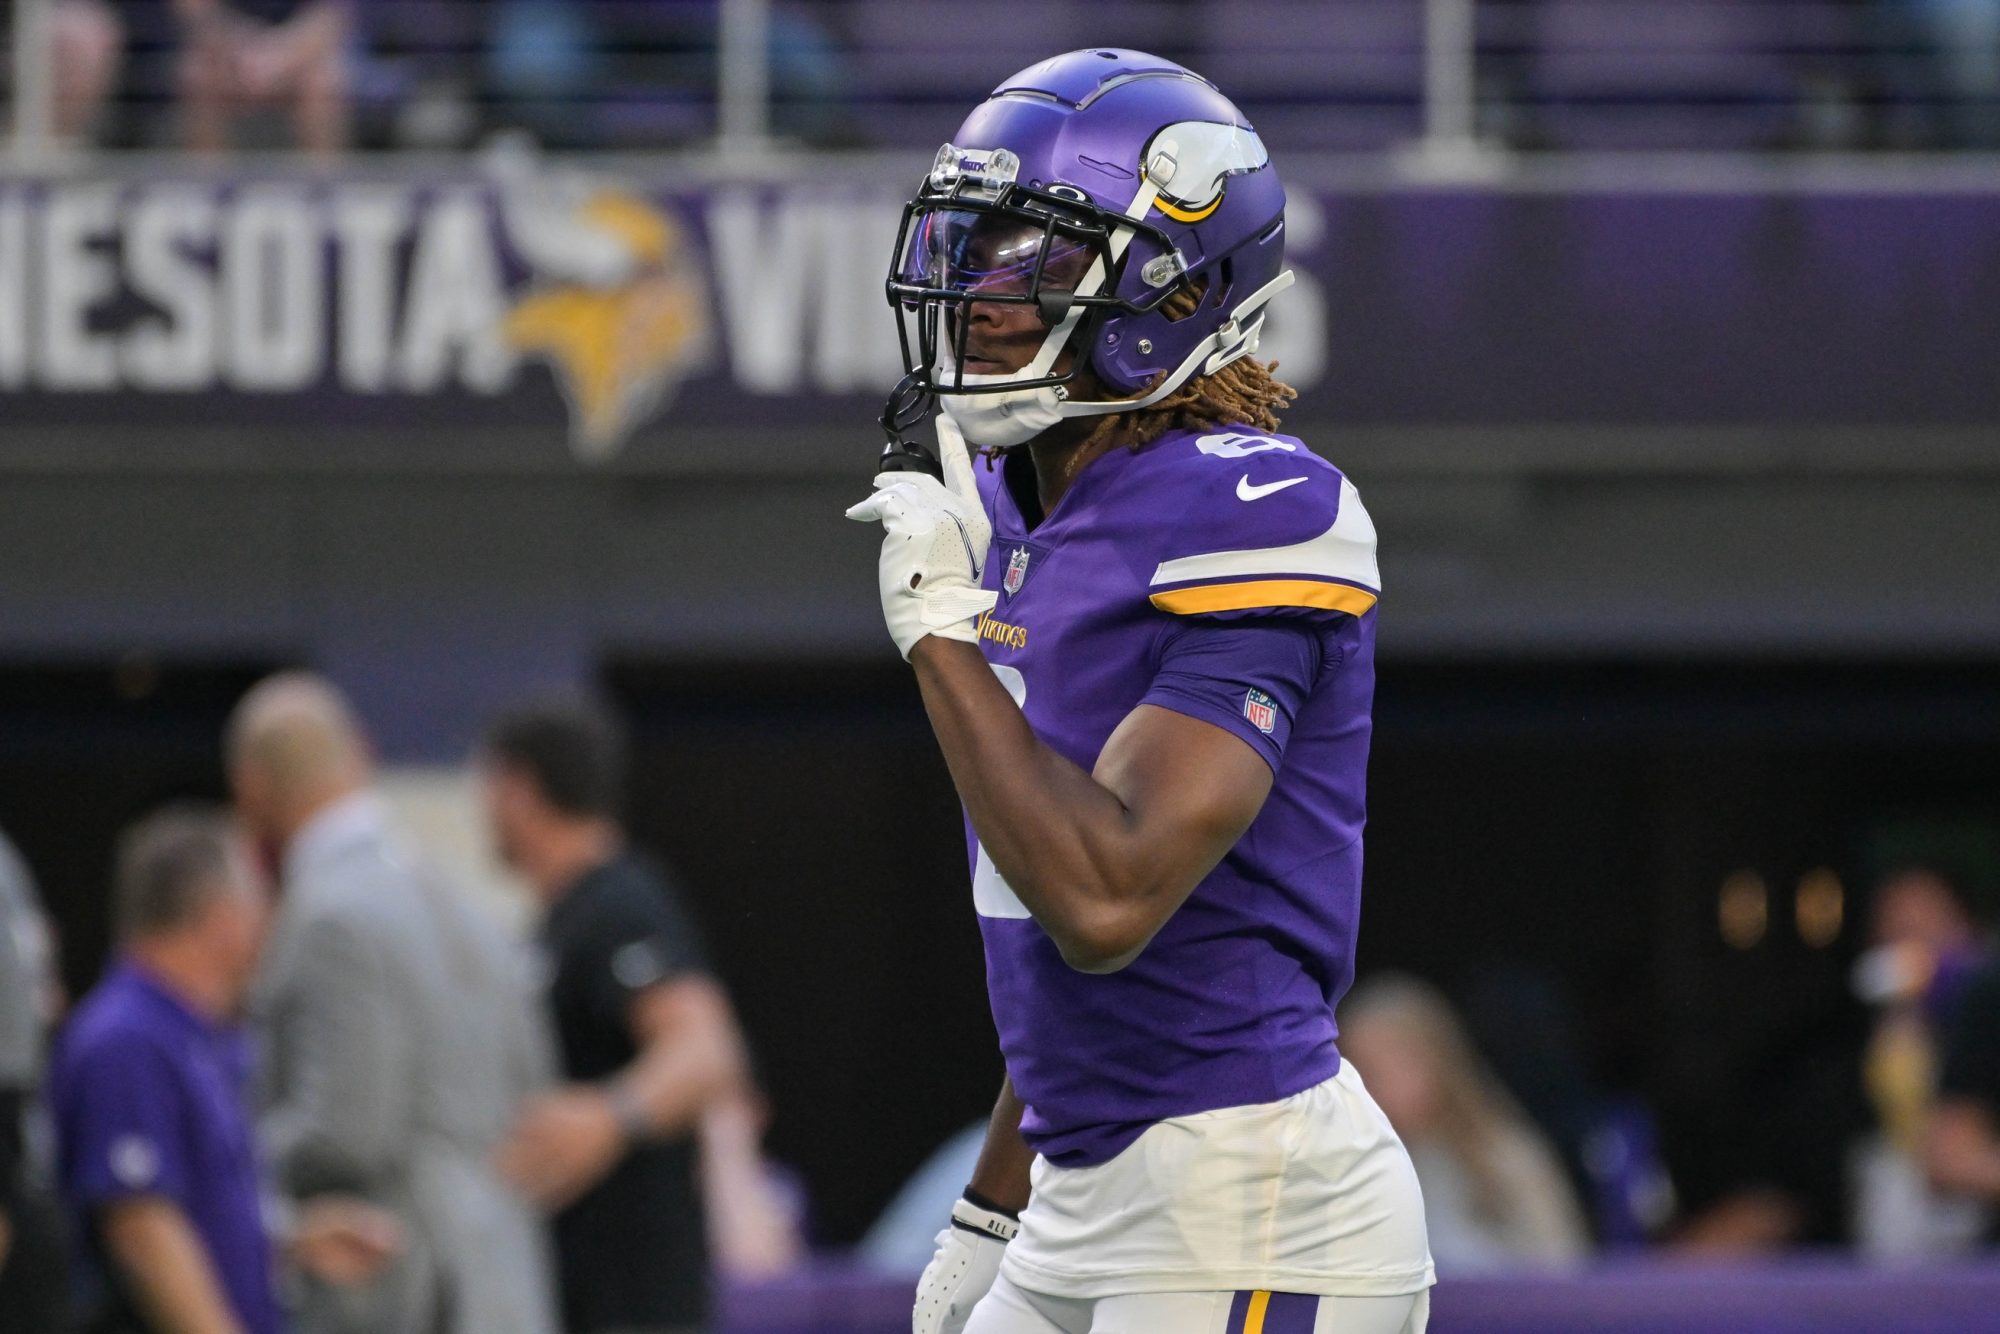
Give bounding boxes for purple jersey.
[969,425,1381,1167]
[51,961,284,1334]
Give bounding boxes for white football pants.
[964,1274,1430,1334]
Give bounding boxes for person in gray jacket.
[228,672,559,1334]
[0,826,68,1330]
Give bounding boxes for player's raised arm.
[911,638,1269,973]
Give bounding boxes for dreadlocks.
[970,279,1298,468]
[1079,279,1297,455]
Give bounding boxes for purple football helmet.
[884,49,1293,449]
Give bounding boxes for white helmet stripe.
[1004,175,1161,382]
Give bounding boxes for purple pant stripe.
[1263,1291,1322,1334]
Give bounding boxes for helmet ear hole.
[1161,275,1209,323]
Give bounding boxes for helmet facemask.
[885,145,1188,447]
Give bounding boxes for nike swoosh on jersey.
[1236,474,1309,501]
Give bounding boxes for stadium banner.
[2,161,1998,462]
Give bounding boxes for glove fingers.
[935,414,982,508]
[845,487,906,524]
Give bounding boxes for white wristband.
[949,1195,1020,1245]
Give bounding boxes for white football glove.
[845,415,998,661]
[912,1194,1018,1334]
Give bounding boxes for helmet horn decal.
[1143,122,1270,224]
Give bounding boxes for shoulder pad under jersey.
[1139,427,1380,620]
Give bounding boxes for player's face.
[899,210,1096,376]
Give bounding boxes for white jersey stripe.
[1149,477,1381,593]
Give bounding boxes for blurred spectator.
[1926,932,2000,1233]
[48,0,126,145]
[1876,0,2000,147]
[229,673,560,1334]
[50,805,401,1334]
[1458,962,1677,1249]
[1851,864,1991,1258]
[482,697,751,1334]
[1659,1013,1870,1254]
[481,0,855,149]
[1341,973,1591,1275]
[173,0,350,153]
[857,1119,987,1275]
[0,826,67,1330]
[699,1088,807,1281]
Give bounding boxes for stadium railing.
[7,0,2000,165]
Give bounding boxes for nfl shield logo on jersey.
[1003,547,1032,597]
[1244,689,1278,735]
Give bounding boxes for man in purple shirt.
[52,807,397,1334]
[849,49,1432,1334]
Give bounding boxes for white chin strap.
[939,269,1296,450]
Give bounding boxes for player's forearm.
[911,639,1178,970]
[102,1199,249,1334]
[965,1077,1034,1214]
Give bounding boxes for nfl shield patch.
[1243,688,1278,735]
[1002,546,1032,597]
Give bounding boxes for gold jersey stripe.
[1149,579,1379,617]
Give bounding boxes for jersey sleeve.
[1141,431,1380,623]
[57,1032,190,1209]
[1140,619,1323,772]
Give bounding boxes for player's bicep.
[1092,703,1272,888]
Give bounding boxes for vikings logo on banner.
[1243,688,1277,735]
[496,158,713,460]
[1003,547,1031,597]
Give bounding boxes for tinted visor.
[896,208,1098,299]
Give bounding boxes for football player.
[847,49,1434,1334]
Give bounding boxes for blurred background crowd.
[7,0,2000,155]
[0,678,809,1332]
[2,1,2000,1332]
[3,677,2000,1331]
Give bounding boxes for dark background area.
[10,654,1994,1245]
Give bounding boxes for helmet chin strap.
[940,269,1296,449]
